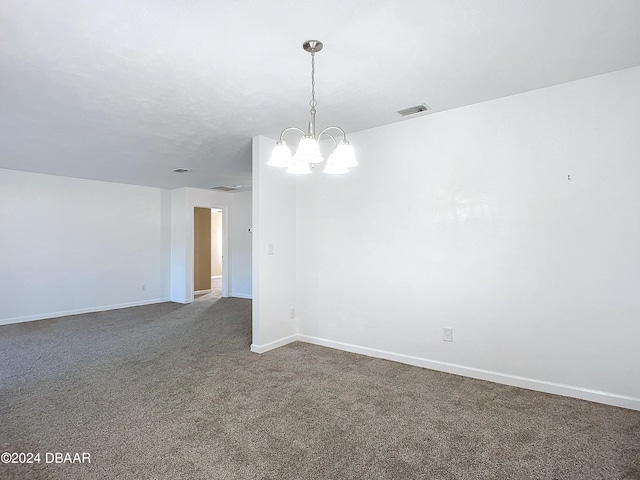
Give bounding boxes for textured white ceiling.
[1,0,640,190]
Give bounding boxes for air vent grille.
[171,168,189,173]
[211,186,237,192]
[396,104,430,116]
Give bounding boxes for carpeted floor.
[1,297,639,479]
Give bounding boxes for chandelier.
[267,40,358,175]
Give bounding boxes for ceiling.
[1,0,640,191]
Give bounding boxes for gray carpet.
[1,297,638,479]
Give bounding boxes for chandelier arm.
[318,132,338,149]
[317,126,348,142]
[278,127,307,142]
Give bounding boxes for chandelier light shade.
[268,40,358,175]
[267,141,293,168]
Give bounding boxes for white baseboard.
[251,334,298,354]
[296,334,640,412]
[0,298,171,327]
[230,292,252,300]
[194,289,212,295]
[211,275,222,279]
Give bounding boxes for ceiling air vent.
[171,168,189,173]
[396,104,430,117]
[211,186,237,192]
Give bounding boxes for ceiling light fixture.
[268,40,357,175]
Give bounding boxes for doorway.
[193,206,228,301]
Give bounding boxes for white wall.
[169,187,252,303]
[254,67,640,410]
[211,210,223,277]
[170,188,189,301]
[229,191,252,298]
[0,169,171,324]
[251,135,297,352]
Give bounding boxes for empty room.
[1,1,639,479]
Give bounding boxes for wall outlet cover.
[443,327,453,342]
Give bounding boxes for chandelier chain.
[309,52,317,112]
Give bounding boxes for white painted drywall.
[211,210,223,277]
[0,168,171,324]
[229,191,252,298]
[290,67,640,408]
[169,187,253,303]
[251,136,297,351]
[170,188,189,302]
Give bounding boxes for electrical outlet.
[289,307,296,319]
[268,243,274,255]
[443,327,453,342]
[141,284,146,291]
